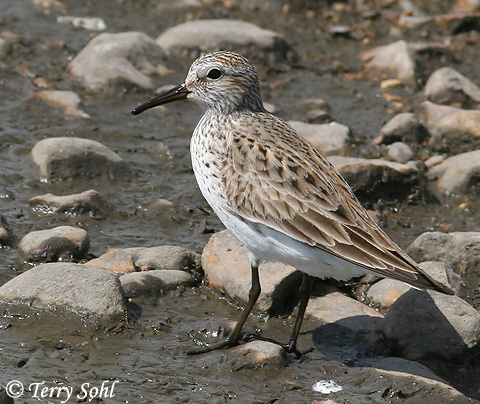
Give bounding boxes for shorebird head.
[132,51,264,115]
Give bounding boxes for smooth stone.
[0,215,15,248]
[288,121,351,155]
[367,279,412,308]
[224,341,287,370]
[28,189,110,219]
[387,142,414,164]
[298,98,332,114]
[383,290,480,360]
[87,245,201,275]
[418,261,463,294]
[305,109,332,123]
[69,32,168,91]
[398,13,480,33]
[120,270,196,298]
[156,19,295,64]
[326,156,422,203]
[57,16,106,31]
[306,292,384,334]
[453,0,480,12]
[362,40,417,85]
[202,230,303,315]
[18,226,89,263]
[416,101,480,149]
[0,263,126,320]
[373,113,427,145]
[32,0,68,14]
[366,356,446,383]
[408,231,480,278]
[33,90,90,118]
[31,137,129,181]
[424,67,480,108]
[427,150,480,194]
[424,154,446,168]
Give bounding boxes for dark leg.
[243,273,312,358]
[285,273,311,354]
[187,263,261,355]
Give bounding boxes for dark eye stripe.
[207,68,222,80]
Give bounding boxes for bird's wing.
[222,113,448,292]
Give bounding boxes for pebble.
[28,189,110,218]
[18,225,89,263]
[33,90,90,118]
[87,245,201,275]
[288,121,351,155]
[373,112,426,145]
[0,263,126,321]
[156,19,295,64]
[387,142,414,163]
[69,32,168,91]
[427,149,480,194]
[416,101,480,151]
[31,137,129,182]
[424,67,480,108]
[453,0,480,12]
[224,341,287,370]
[0,215,15,248]
[306,291,384,334]
[383,290,480,360]
[120,269,196,299]
[367,279,412,309]
[201,230,303,314]
[326,156,422,204]
[361,40,417,85]
[32,0,68,14]
[424,154,446,169]
[408,231,480,278]
[57,16,106,31]
[398,13,480,34]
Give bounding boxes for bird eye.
[206,68,222,80]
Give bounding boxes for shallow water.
[1,0,480,402]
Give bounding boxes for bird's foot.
[185,334,240,355]
[242,333,314,359]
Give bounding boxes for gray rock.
[383,290,480,360]
[0,384,14,404]
[398,13,480,33]
[86,245,202,275]
[418,261,464,294]
[69,32,169,91]
[367,279,412,309]
[33,90,90,118]
[202,230,303,315]
[362,40,417,85]
[427,150,480,194]
[156,19,295,64]
[366,356,446,383]
[288,121,351,155]
[306,292,384,334]
[387,142,414,164]
[57,16,106,31]
[224,341,287,370]
[408,231,480,279]
[31,137,129,181]
[120,269,196,298]
[326,156,423,204]
[416,101,480,150]
[424,67,480,108]
[0,215,15,248]
[29,189,110,219]
[373,113,427,145]
[0,263,126,320]
[18,226,89,263]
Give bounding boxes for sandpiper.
[132,51,453,355]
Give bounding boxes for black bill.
[131,83,190,115]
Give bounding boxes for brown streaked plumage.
[132,51,454,356]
